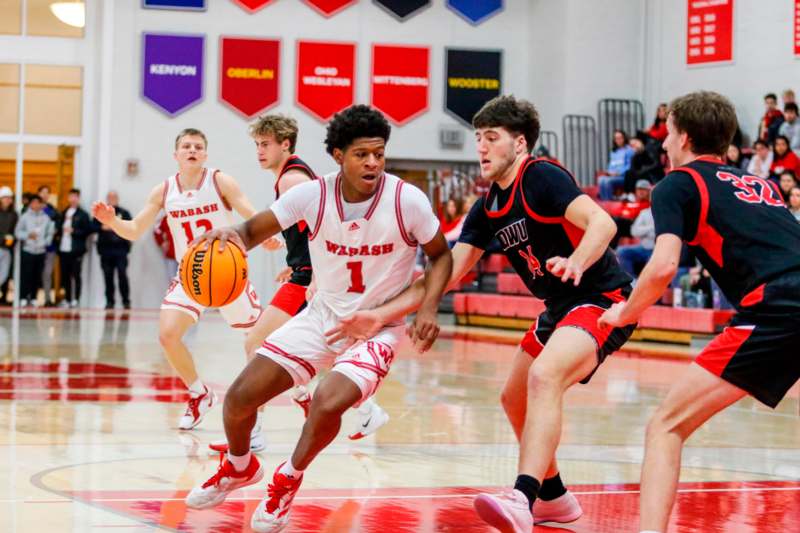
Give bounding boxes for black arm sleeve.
[458,196,493,249]
[521,162,583,217]
[651,171,701,240]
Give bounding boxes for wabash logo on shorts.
[518,244,543,278]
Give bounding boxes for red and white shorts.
[256,298,401,404]
[269,282,308,316]
[161,277,262,329]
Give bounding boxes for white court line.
[8,484,800,504]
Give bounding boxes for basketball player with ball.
[91,128,265,435]
[184,105,452,533]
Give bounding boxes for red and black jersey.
[652,156,800,308]
[459,157,631,309]
[276,155,316,285]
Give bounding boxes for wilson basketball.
[179,240,248,307]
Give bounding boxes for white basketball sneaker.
[534,491,583,524]
[348,397,389,440]
[473,489,534,533]
[291,386,311,418]
[208,423,266,454]
[185,454,263,509]
[178,386,216,430]
[250,462,303,532]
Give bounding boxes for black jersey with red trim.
[459,157,631,307]
[652,156,800,309]
[276,155,316,284]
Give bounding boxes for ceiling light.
[50,1,85,29]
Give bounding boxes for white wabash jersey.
[163,168,236,261]
[309,172,418,318]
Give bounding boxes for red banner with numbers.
[230,0,275,12]
[795,1,800,57]
[303,0,357,17]
[686,0,734,65]
[219,37,280,118]
[371,44,429,125]
[296,40,355,122]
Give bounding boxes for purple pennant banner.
[142,32,205,116]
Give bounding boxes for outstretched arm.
[406,232,453,348]
[91,183,164,241]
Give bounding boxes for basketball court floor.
[1,307,798,532]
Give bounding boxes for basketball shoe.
[291,386,311,418]
[178,386,216,430]
[534,491,582,524]
[473,489,533,533]
[208,422,266,454]
[185,453,263,509]
[250,462,303,532]
[348,397,389,440]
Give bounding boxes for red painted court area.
[61,481,800,532]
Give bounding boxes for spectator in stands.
[15,195,54,306]
[778,102,800,156]
[647,103,668,142]
[679,265,713,309]
[623,130,664,194]
[610,179,652,248]
[597,129,634,200]
[747,139,773,178]
[759,93,784,144]
[56,188,91,308]
[615,181,655,277]
[0,187,17,306]
[153,213,178,283]
[770,135,800,180]
[37,185,58,306]
[440,197,466,247]
[788,187,800,221]
[725,144,749,170]
[534,145,561,166]
[778,170,798,203]
[94,191,132,309]
[783,88,796,106]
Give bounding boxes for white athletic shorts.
[161,277,262,328]
[256,298,402,403]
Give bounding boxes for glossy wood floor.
[0,308,798,532]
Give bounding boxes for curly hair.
[249,114,299,153]
[472,95,540,153]
[324,105,391,155]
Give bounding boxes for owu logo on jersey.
[518,245,543,278]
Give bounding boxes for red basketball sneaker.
[473,489,533,533]
[178,386,216,430]
[185,453,263,509]
[250,462,303,532]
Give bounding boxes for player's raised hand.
[261,236,284,251]
[274,266,292,283]
[406,308,440,353]
[190,227,246,254]
[91,201,116,224]
[325,310,383,346]
[546,255,584,286]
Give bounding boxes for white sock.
[227,451,251,472]
[187,379,205,397]
[280,459,304,479]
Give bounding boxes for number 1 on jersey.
[346,261,365,293]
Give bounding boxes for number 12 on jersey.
[346,261,365,293]
[181,219,213,241]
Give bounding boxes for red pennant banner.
[371,44,430,125]
[219,37,280,118]
[794,1,800,57]
[303,0,357,17]
[296,40,356,122]
[686,0,734,66]
[230,0,276,12]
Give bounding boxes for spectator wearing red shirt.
[759,93,785,144]
[770,135,800,179]
[439,197,466,246]
[647,103,668,142]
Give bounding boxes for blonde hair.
[174,128,208,150]
[249,114,299,153]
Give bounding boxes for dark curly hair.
[472,95,540,153]
[324,105,391,155]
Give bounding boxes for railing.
[536,129,559,160]
[562,114,599,186]
[597,98,645,156]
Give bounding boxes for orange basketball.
[179,240,248,307]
